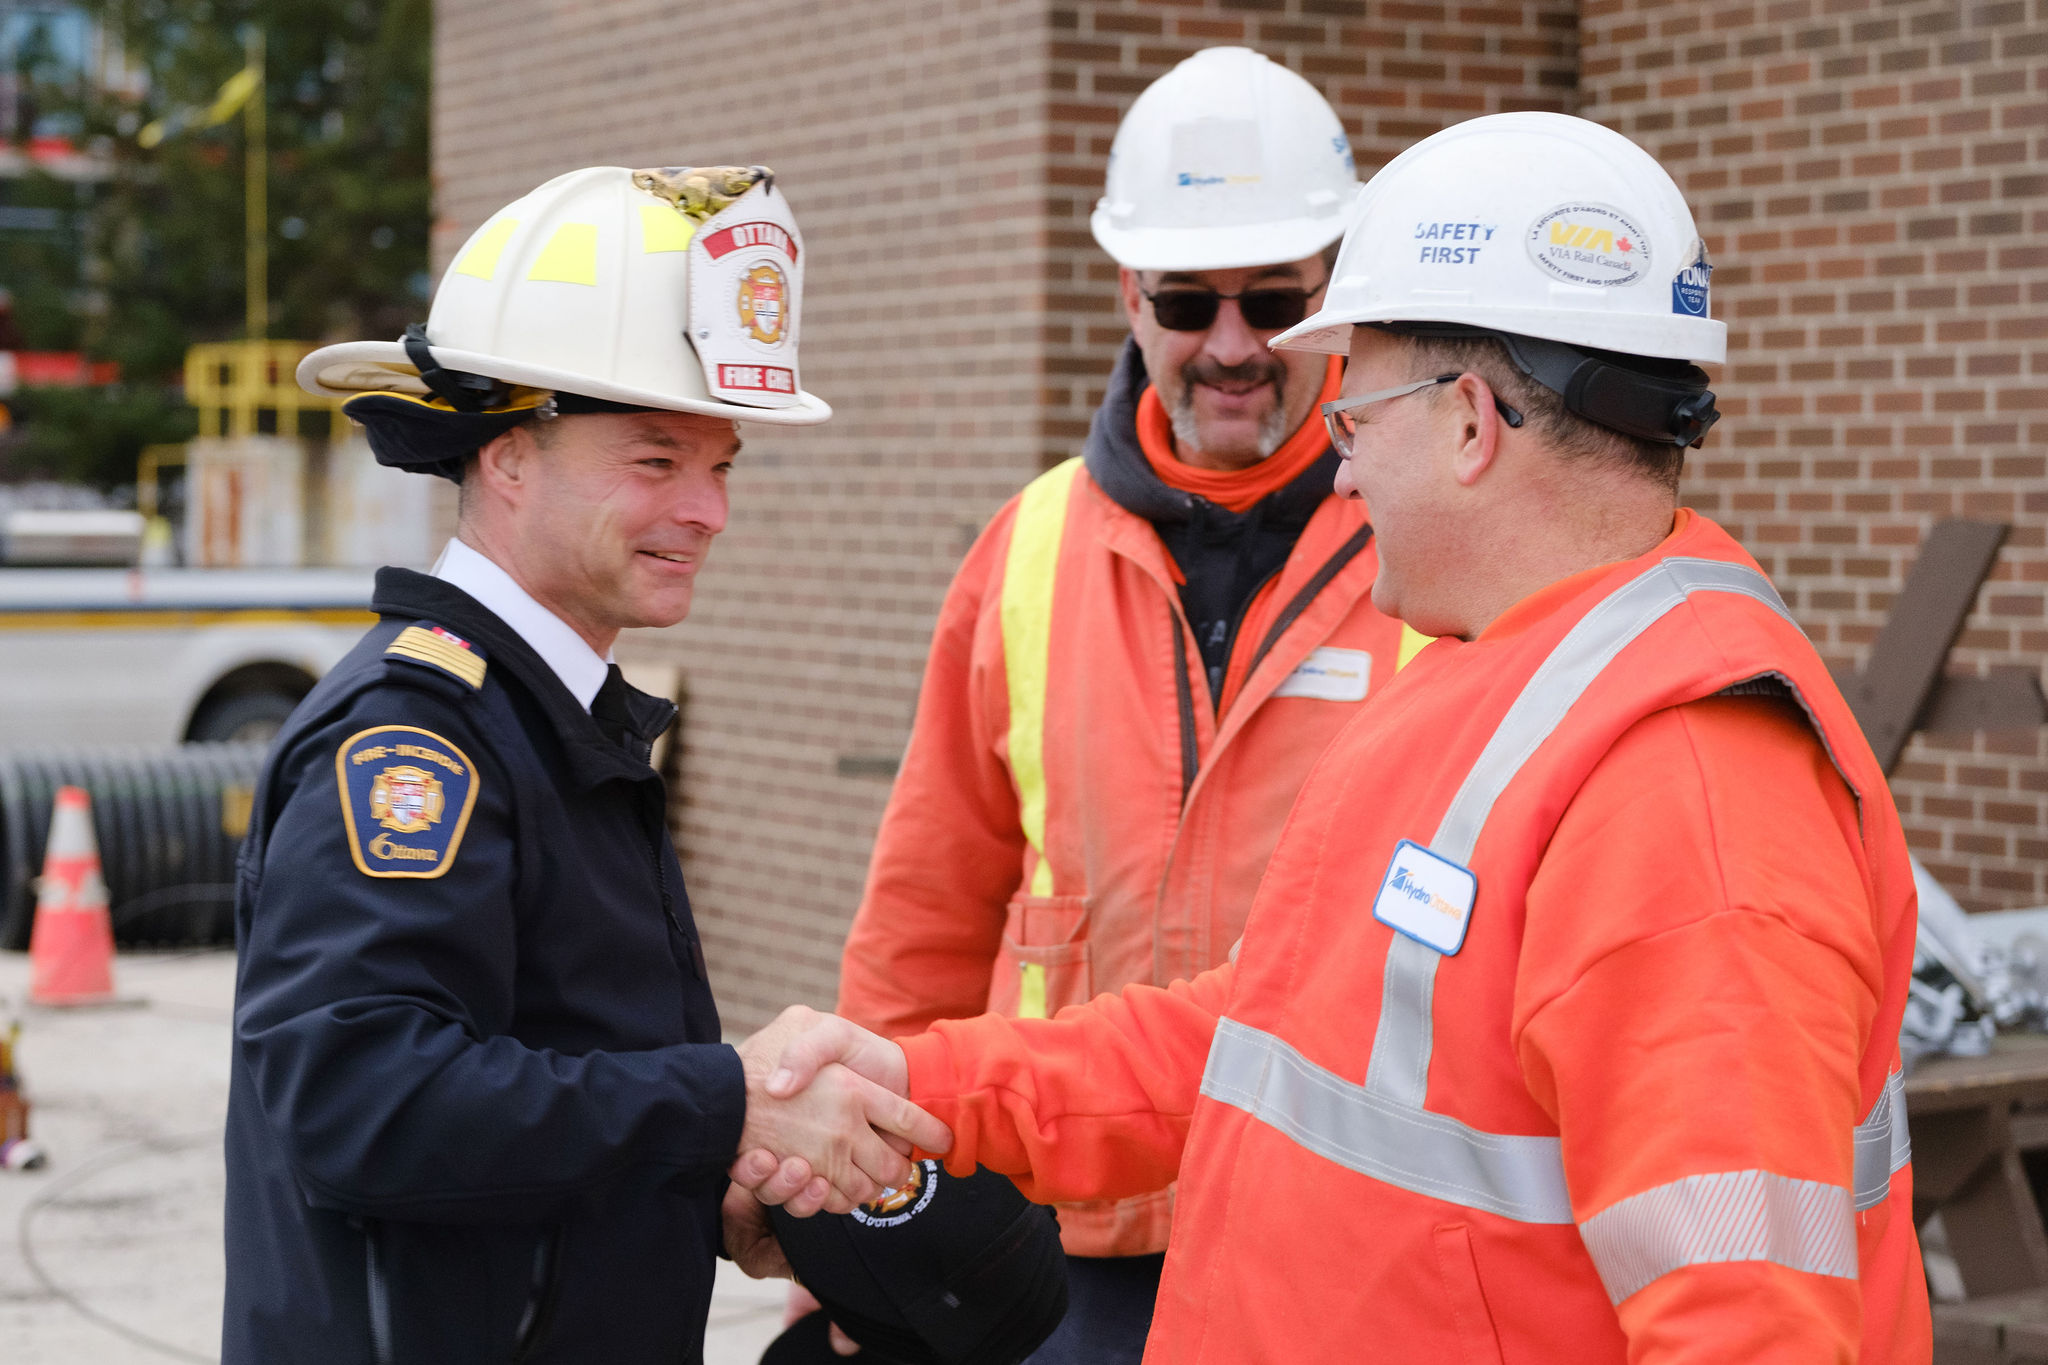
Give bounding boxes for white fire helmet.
[1273,112,1725,365]
[298,165,830,427]
[1090,47,1362,272]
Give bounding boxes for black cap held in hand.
[762,1162,1067,1365]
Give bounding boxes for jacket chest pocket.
[992,893,1091,1019]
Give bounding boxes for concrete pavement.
[0,949,789,1364]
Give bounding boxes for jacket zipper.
[1208,565,1287,713]
[1239,522,1376,684]
[510,1226,564,1363]
[1153,517,1378,984]
[364,1221,394,1365]
[643,791,704,980]
[1171,522,1376,804]
[1170,607,1200,803]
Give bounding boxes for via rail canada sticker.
[1526,202,1650,288]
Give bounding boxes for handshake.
[729,1006,952,1219]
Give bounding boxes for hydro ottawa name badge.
[1371,838,1477,956]
[336,725,481,879]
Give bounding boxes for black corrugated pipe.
[0,744,268,950]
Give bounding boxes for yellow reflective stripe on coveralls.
[999,465,1414,1020]
[1202,556,1908,1287]
[1000,457,1084,1017]
[1396,622,1433,669]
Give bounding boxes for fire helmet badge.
[736,263,788,345]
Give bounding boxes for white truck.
[0,567,376,745]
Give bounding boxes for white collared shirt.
[431,538,612,711]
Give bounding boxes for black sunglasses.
[1140,280,1323,333]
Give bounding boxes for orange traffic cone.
[27,786,116,1007]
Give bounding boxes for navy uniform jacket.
[223,568,744,1365]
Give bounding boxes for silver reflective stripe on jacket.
[1202,1017,1574,1223]
[1852,1068,1911,1211]
[1198,555,1908,1288]
[1575,1072,1910,1302]
[1364,557,1797,1107]
[1579,1169,1858,1304]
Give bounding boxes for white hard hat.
[1090,47,1362,272]
[298,165,829,426]
[1272,112,1724,364]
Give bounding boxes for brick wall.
[433,0,2048,1029]
[1580,0,2048,909]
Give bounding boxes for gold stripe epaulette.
[386,625,487,689]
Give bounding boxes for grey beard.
[1168,379,1292,461]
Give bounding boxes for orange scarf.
[1135,356,1343,513]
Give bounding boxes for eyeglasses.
[1320,374,1525,458]
[1140,280,1324,333]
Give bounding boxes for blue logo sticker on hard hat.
[1671,239,1712,317]
[336,725,480,879]
[1526,202,1650,288]
[1170,119,1263,189]
[850,1159,939,1229]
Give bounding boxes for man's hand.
[755,1004,918,1098]
[735,1006,951,1214]
[722,1184,792,1280]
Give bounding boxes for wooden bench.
[1911,1037,2048,1361]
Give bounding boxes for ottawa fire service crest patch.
[849,1159,939,1229]
[337,726,480,879]
[369,765,443,833]
[735,263,787,345]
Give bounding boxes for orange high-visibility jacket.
[902,511,1929,1362]
[838,447,1414,1256]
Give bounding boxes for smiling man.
[221,165,946,1365]
[746,113,1929,1365]
[1123,253,1331,469]
[823,46,1411,1364]
[444,408,733,648]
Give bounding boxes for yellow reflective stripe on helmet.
[1000,456,1083,902]
[526,223,600,285]
[639,204,695,254]
[453,218,518,281]
[1397,623,1433,670]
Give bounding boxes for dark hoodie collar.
[1080,337,1341,531]
[371,568,671,788]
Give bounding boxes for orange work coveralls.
[838,352,1413,1255]
[901,511,1930,1363]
